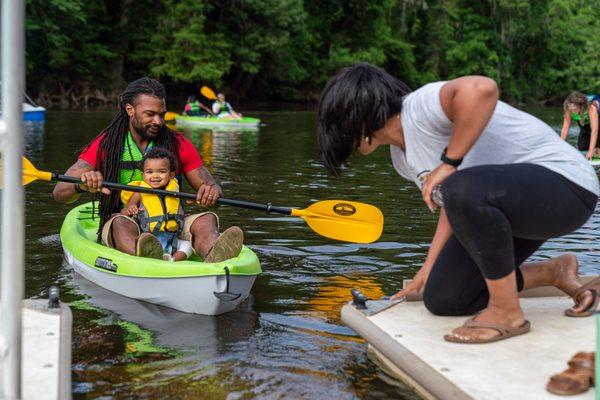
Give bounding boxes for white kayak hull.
[63,248,258,315]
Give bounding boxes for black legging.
[423,164,597,316]
[577,124,600,150]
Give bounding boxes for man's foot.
[551,254,596,315]
[445,306,526,343]
[204,226,243,263]
[136,233,163,259]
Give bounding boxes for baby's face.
[143,158,174,189]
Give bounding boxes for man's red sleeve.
[177,134,203,174]
[78,134,104,168]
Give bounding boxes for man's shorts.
[100,212,219,249]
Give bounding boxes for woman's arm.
[392,208,453,299]
[587,103,599,158]
[441,76,499,159]
[421,76,499,210]
[560,111,572,141]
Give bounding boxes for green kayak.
[60,202,261,315]
[174,114,260,129]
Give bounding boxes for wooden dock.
[342,281,596,400]
[0,300,72,400]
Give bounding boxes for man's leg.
[101,214,161,258]
[189,213,220,258]
[111,217,139,255]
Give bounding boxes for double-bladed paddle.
[7,157,384,243]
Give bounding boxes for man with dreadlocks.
[53,77,243,262]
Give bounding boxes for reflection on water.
[22,108,600,399]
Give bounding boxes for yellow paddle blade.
[0,156,53,189]
[291,200,384,243]
[22,157,53,185]
[164,111,178,122]
[200,86,217,100]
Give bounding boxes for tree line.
[27,0,599,106]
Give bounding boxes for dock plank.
[0,300,72,400]
[342,297,594,400]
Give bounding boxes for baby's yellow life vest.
[121,179,184,234]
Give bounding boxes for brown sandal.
[565,276,600,317]
[567,352,595,369]
[547,352,595,395]
[443,316,531,344]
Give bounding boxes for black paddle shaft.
[54,173,292,215]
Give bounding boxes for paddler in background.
[212,93,242,119]
[183,95,212,116]
[560,91,600,160]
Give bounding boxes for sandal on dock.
[547,352,595,395]
[443,316,530,344]
[566,352,595,369]
[564,276,600,317]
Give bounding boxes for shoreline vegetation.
[29,0,599,106]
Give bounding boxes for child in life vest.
[120,147,194,261]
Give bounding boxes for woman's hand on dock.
[391,265,430,300]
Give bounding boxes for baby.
[121,147,193,261]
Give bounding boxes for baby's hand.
[121,205,139,216]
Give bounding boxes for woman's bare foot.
[551,254,594,315]
[446,305,526,342]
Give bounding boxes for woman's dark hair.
[317,63,412,176]
[143,147,178,173]
[80,77,181,238]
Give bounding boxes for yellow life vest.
[121,179,183,234]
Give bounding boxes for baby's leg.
[172,239,194,262]
[172,251,188,261]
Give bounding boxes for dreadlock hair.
[80,77,181,239]
[317,63,412,176]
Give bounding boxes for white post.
[1,0,26,398]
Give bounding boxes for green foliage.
[25,0,600,103]
[27,0,118,99]
[134,0,232,84]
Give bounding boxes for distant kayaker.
[53,77,244,262]
[212,93,242,119]
[120,147,193,262]
[560,91,600,160]
[317,63,599,344]
[183,95,212,117]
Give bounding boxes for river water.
[22,107,599,399]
